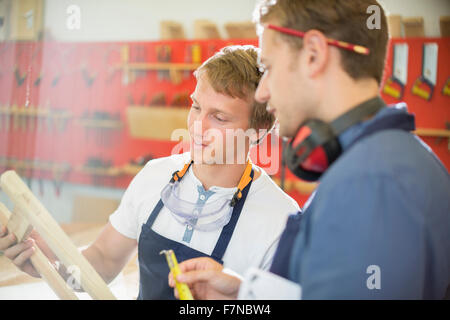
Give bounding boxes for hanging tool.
[160,250,194,300]
[149,92,167,106]
[183,44,201,80]
[52,163,71,197]
[135,45,148,79]
[81,65,97,87]
[34,72,43,86]
[11,104,19,131]
[183,45,192,80]
[104,45,122,83]
[50,46,75,87]
[20,106,28,132]
[171,91,191,107]
[0,105,5,131]
[4,105,11,132]
[412,43,438,101]
[442,77,450,97]
[156,45,172,81]
[120,45,130,86]
[383,43,408,99]
[14,65,27,86]
[53,109,71,133]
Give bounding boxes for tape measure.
[160,249,194,300]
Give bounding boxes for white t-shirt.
[109,152,300,274]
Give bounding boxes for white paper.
[237,267,301,300]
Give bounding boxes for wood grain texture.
[0,202,78,300]
[0,171,116,300]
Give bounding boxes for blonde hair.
[194,45,275,131]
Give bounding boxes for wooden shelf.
[78,118,123,129]
[120,62,201,71]
[121,164,144,176]
[0,160,70,174]
[272,177,318,195]
[414,128,450,138]
[78,166,122,177]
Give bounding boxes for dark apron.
[137,169,254,299]
[270,110,416,279]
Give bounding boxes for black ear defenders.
[283,96,386,182]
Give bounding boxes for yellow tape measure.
[160,249,194,300]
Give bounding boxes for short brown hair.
[254,0,389,84]
[194,45,275,131]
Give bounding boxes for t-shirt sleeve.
[294,174,427,299]
[109,169,144,239]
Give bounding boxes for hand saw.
[412,43,438,101]
[383,43,408,99]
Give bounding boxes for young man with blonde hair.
[0,45,300,299]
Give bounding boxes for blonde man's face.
[188,74,256,165]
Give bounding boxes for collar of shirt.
[337,102,409,151]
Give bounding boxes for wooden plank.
[0,171,116,300]
[0,202,78,300]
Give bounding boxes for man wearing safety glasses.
[0,45,300,299]
[169,0,450,299]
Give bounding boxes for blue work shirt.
[288,103,450,299]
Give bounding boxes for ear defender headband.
[284,97,386,181]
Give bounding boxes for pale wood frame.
[0,170,116,300]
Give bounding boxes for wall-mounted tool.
[81,64,97,87]
[52,163,71,197]
[14,65,27,86]
[148,92,167,106]
[33,72,43,86]
[79,110,123,146]
[129,154,153,167]
[171,91,190,107]
[0,104,8,131]
[11,104,19,131]
[156,45,172,81]
[442,77,450,97]
[104,45,122,83]
[383,43,408,99]
[82,157,120,186]
[52,108,72,133]
[134,45,148,79]
[184,44,201,79]
[412,43,438,101]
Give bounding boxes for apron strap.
[145,199,165,227]
[211,169,255,261]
